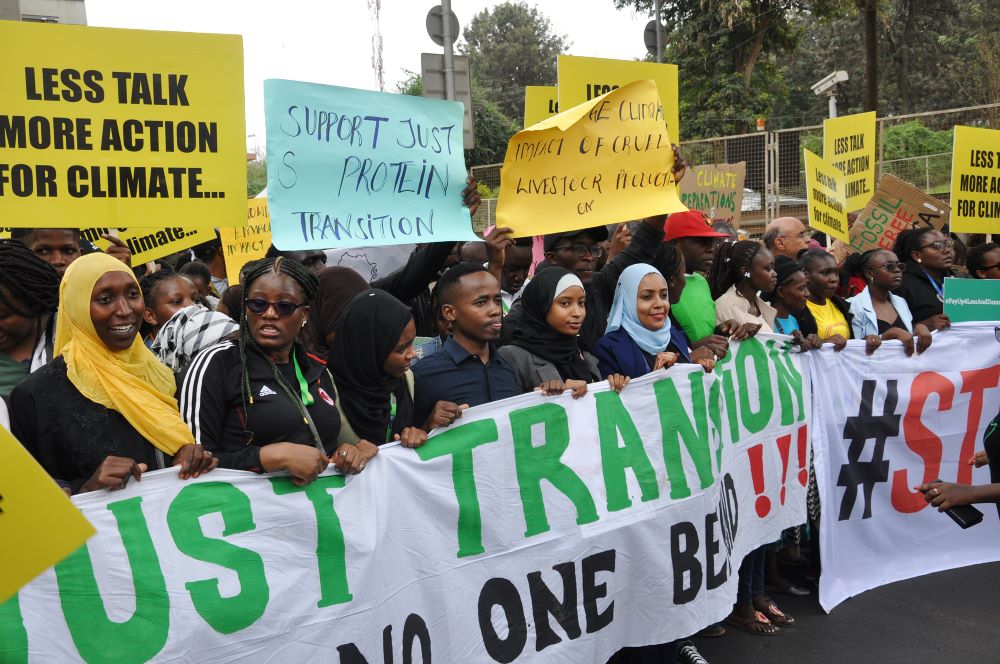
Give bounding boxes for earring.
[743,272,751,279]
[916,258,922,263]
[301,320,307,328]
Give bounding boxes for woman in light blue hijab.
[592,263,714,378]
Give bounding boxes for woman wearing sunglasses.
[846,249,932,355]
[892,227,955,331]
[180,257,374,488]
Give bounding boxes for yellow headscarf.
[54,253,194,455]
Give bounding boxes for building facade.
[1,0,86,24]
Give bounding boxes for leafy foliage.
[459,1,570,124]
[247,160,267,198]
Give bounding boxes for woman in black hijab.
[302,267,369,357]
[499,266,628,397]
[327,289,429,447]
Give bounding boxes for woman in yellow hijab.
[9,253,216,493]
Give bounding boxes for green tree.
[616,1,836,137]
[460,1,570,124]
[247,159,267,198]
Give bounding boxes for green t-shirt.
[0,351,30,399]
[672,273,716,342]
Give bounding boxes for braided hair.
[707,240,763,300]
[237,257,319,441]
[139,267,180,305]
[652,241,683,283]
[892,227,936,264]
[0,239,60,318]
[843,249,886,283]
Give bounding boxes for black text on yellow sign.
[0,21,247,229]
[949,126,1000,233]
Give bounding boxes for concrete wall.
[0,0,21,20]
[18,0,87,24]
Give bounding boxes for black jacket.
[9,356,165,493]
[893,262,948,325]
[177,341,341,471]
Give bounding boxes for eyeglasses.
[874,261,903,272]
[978,262,1000,272]
[920,239,955,252]
[245,298,306,318]
[553,243,604,258]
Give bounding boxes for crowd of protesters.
[2,155,999,663]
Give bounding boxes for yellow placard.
[77,226,216,264]
[496,79,686,237]
[0,228,9,239]
[823,112,876,212]
[524,85,558,128]
[557,55,680,141]
[0,427,95,604]
[0,21,246,228]
[949,125,1000,233]
[220,198,272,279]
[803,149,849,243]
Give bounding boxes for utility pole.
[654,0,663,64]
[441,0,455,101]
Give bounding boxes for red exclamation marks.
[796,424,809,487]
[748,444,770,517]
[776,434,792,505]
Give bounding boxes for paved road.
[693,562,1000,664]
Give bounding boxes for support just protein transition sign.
[1,337,809,663]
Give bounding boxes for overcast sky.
[86,0,654,152]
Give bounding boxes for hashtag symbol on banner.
[837,379,899,521]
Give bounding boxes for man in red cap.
[665,210,745,358]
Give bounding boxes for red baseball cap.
[664,210,730,242]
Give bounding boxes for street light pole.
[654,0,663,64]
[441,0,455,101]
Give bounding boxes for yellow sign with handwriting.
[221,198,272,279]
[804,149,849,243]
[497,79,686,237]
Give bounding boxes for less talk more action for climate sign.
[0,21,247,228]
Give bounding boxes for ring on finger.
[340,450,348,457]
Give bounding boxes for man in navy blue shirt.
[413,263,520,428]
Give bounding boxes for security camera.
[811,71,849,96]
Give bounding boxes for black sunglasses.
[245,298,306,318]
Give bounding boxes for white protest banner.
[809,323,1000,612]
[263,80,477,250]
[3,337,809,662]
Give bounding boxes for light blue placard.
[264,79,476,249]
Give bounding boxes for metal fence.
[470,103,1000,238]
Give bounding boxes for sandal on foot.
[753,597,795,627]
[695,622,726,638]
[724,610,779,635]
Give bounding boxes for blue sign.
[264,79,476,249]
